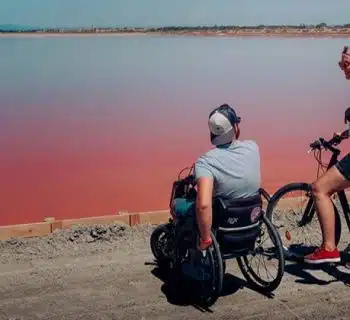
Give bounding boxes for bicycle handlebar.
[308,129,349,154]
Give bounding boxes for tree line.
[2,23,350,33]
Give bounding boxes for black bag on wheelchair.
[212,194,263,255]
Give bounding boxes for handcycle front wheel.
[150,223,173,265]
[266,182,342,259]
[237,214,285,292]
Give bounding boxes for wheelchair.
[150,165,285,307]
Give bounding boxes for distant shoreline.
[0,32,149,38]
[1,30,350,38]
[1,25,350,38]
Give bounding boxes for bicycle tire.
[266,182,342,256]
[237,214,285,292]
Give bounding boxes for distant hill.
[0,24,41,31]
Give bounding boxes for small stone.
[9,239,17,245]
[90,230,99,238]
[96,226,107,234]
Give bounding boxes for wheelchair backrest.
[212,193,263,232]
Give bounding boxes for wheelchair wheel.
[150,223,172,265]
[199,233,224,307]
[175,230,224,307]
[237,215,285,292]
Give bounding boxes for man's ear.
[234,124,240,139]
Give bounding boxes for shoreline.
[1,190,349,238]
[1,31,350,38]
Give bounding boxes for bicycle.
[266,127,350,263]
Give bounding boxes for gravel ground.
[0,223,152,265]
[1,214,350,320]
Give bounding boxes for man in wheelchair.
[174,104,262,250]
[163,104,284,303]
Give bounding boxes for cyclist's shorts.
[335,153,350,181]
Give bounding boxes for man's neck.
[217,140,238,149]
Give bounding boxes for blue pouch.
[173,198,195,218]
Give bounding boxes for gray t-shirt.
[194,140,261,200]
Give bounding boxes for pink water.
[0,35,349,225]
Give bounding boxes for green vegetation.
[1,23,350,33]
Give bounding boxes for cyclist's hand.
[338,46,350,79]
[345,107,350,124]
[333,130,349,140]
[334,131,342,137]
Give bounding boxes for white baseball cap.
[208,104,241,146]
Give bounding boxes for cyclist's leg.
[313,167,350,250]
[304,153,350,263]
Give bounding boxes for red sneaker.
[304,246,340,264]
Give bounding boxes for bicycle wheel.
[266,182,341,258]
[237,215,285,292]
[150,223,172,264]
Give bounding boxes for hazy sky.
[1,0,350,28]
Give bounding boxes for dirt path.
[1,224,350,320]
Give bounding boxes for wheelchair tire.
[199,232,224,307]
[237,215,285,292]
[150,223,172,265]
[174,230,224,307]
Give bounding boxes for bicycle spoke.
[268,184,337,257]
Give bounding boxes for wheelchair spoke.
[259,253,275,281]
[256,253,268,280]
[247,254,255,266]
[253,245,277,282]
[239,216,284,288]
[256,254,262,278]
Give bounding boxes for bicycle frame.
[300,144,350,232]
